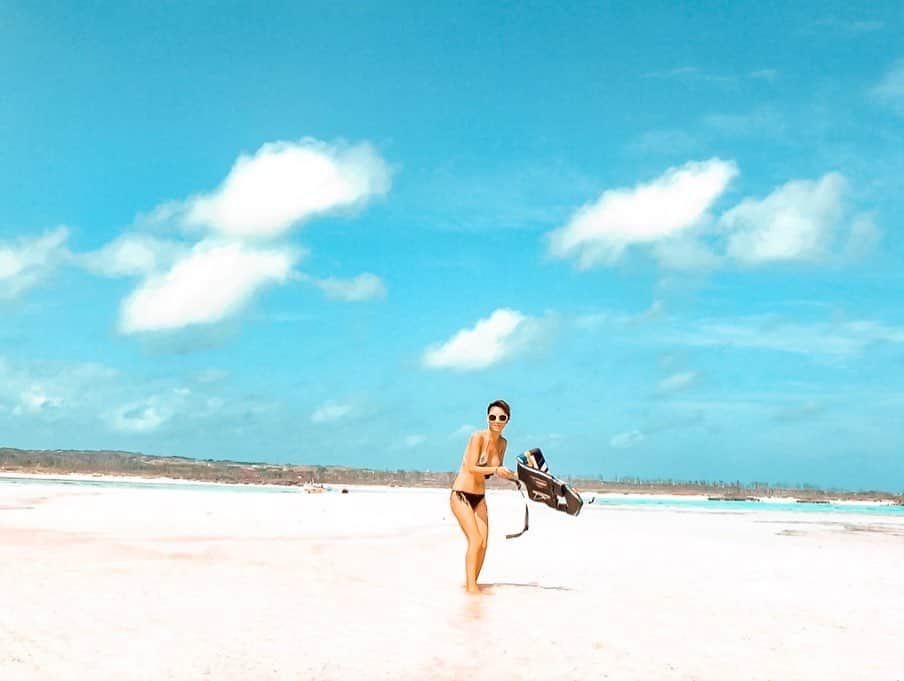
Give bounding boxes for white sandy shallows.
[2,482,903,681]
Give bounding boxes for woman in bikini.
[450,399,516,593]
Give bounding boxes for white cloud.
[103,137,390,335]
[547,159,738,268]
[78,233,187,278]
[0,356,236,434]
[610,430,645,449]
[311,401,352,423]
[423,308,545,371]
[313,273,387,302]
[871,60,904,114]
[720,173,846,264]
[0,227,70,299]
[12,387,63,416]
[104,385,225,433]
[0,357,119,421]
[180,139,391,239]
[119,240,298,333]
[106,400,169,433]
[553,161,877,272]
[656,371,698,394]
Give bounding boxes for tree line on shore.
[1,447,901,503]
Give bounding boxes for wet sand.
[2,481,903,680]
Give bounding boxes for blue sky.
[2,1,903,490]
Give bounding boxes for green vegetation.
[1,447,902,503]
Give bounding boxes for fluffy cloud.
[77,233,187,278]
[720,173,847,264]
[85,137,391,338]
[119,240,298,333]
[106,400,169,433]
[0,227,70,299]
[181,139,392,239]
[0,356,237,436]
[13,387,63,416]
[101,384,230,433]
[552,162,877,271]
[423,308,545,371]
[0,356,119,421]
[547,159,738,268]
[313,273,387,302]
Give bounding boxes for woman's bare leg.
[474,498,489,581]
[450,492,483,593]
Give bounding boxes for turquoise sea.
[585,494,904,517]
[2,475,903,517]
[0,475,299,494]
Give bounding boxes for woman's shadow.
[484,581,573,592]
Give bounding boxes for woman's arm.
[464,433,500,476]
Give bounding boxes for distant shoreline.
[2,446,902,504]
[3,471,901,508]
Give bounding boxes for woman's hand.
[495,466,516,481]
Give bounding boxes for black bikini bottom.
[452,489,485,510]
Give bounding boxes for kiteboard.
[506,448,583,538]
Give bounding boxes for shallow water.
[2,474,902,517]
[0,474,299,494]
[586,493,904,516]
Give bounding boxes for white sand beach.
[2,480,903,681]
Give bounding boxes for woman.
[450,399,516,593]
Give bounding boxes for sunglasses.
[488,414,508,422]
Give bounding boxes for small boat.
[302,480,326,494]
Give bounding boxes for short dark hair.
[487,399,511,419]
